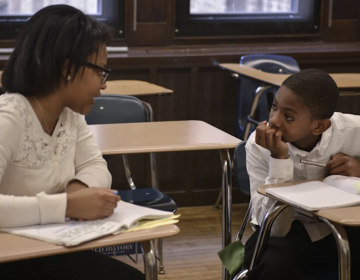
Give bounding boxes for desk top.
[88,120,241,155]
[101,80,173,96]
[219,63,360,90]
[0,224,179,263]
[258,182,360,226]
[0,72,173,97]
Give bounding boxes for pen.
[299,159,327,168]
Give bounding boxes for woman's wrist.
[66,180,88,194]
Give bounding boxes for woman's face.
[65,45,108,115]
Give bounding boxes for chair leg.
[233,269,248,280]
[141,101,160,191]
[122,154,136,190]
[236,200,252,242]
[214,188,222,209]
[157,238,165,274]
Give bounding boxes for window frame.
[175,0,322,38]
[0,0,125,41]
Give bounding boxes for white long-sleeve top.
[0,93,112,227]
[246,112,360,242]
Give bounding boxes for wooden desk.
[0,225,179,280]
[219,64,360,92]
[258,182,357,280]
[0,72,173,97]
[88,120,241,280]
[101,80,173,97]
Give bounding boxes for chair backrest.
[233,141,250,195]
[240,54,300,74]
[235,54,300,139]
[85,94,147,125]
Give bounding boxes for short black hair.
[282,68,339,119]
[1,5,112,96]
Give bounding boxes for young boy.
[244,68,360,280]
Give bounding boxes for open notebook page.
[265,181,360,211]
[0,201,175,246]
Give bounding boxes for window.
[175,0,321,37]
[0,0,125,40]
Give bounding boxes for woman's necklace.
[32,97,51,135]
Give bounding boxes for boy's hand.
[255,121,288,159]
[66,187,121,220]
[326,153,360,177]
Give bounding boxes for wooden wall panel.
[137,0,166,22]
[333,0,358,20]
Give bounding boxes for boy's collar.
[288,121,333,157]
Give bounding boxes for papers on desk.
[0,201,179,247]
[265,175,360,211]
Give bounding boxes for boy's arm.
[327,152,360,177]
[246,133,295,237]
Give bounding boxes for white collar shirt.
[246,112,360,242]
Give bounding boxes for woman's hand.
[66,187,121,220]
[255,121,288,159]
[326,153,360,177]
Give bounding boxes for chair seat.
[118,188,177,213]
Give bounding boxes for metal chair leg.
[233,269,248,280]
[249,201,289,270]
[318,217,351,280]
[236,200,252,242]
[122,154,136,190]
[214,188,222,209]
[141,240,158,280]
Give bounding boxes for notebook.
[265,175,360,211]
[0,201,179,247]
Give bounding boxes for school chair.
[85,94,177,274]
[235,54,300,140]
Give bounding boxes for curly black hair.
[282,68,339,119]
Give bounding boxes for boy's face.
[269,85,319,148]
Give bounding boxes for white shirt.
[0,93,112,227]
[246,112,360,242]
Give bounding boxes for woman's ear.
[313,119,331,135]
[61,59,72,82]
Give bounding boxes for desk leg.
[219,149,232,280]
[141,240,158,280]
[318,217,351,280]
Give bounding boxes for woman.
[0,5,144,280]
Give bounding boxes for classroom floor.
[116,204,253,280]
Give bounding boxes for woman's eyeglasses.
[83,62,111,84]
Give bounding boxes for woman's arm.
[0,108,67,227]
[69,114,112,189]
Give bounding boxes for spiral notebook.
[0,201,179,247]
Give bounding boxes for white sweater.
[0,93,112,227]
